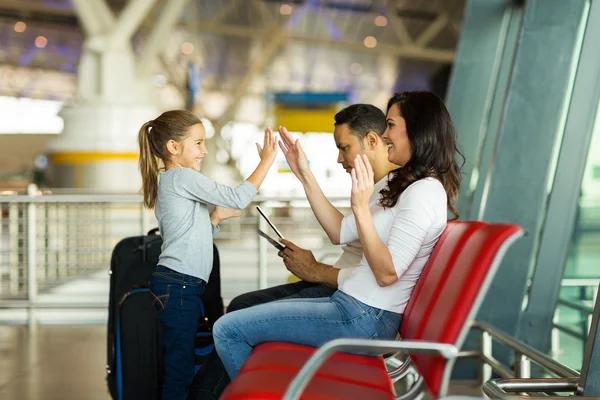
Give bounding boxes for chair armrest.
[483,377,591,399]
[282,338,459,400]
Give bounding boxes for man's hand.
[210,206,242,226]
[278,126,312,182]
[277,239,320,282]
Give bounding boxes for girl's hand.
[351,154,374,212]
[256,127,278,166]
[278,126,311,180]
[210,206,242,225]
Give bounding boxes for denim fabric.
[150,266,206,400]
[213,290,402,379]
[187,281,336,400]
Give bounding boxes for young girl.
[137,109,277,400]
[212,91,463,379]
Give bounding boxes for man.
[188,104,397,400]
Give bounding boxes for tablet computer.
[256,205,285,239]
[258,229,285,251]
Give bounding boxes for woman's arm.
[353,208,397,286]
[351,155,433,287]
[350,155,396,286]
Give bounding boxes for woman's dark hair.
[379,91,464,220]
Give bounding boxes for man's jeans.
[213,290,402,379]
[186,281,336,400]
[150,266,206,400]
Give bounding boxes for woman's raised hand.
[351,154,375,211]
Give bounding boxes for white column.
[47,0,188,190]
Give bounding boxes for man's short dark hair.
[333,104,387,140]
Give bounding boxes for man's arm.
[279,239,340,288]
[299,172,344,244]
[311,263,340,289]
[278,127,344,244]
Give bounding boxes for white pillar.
[47,0,188,191]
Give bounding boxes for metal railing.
[0,185,350,310]
[551,278,599,358]
[482,284,600,398]
[473,321,580,382]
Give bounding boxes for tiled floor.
[0,323,485,400]
[0,324,110,400]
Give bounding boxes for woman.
[212,91,464,379]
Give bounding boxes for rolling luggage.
[106,228,223,400]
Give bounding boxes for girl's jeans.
[150,266,205,400]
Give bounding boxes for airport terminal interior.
[1,0,600,399]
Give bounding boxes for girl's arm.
[246,127,278,190]
[177,128,278,209]
[177,170,257,209]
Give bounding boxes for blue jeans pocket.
[149,281,171,315]
[379,312,402,339]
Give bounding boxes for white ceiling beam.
[138,0,189,75]
[388,16,413,46]
[188,23,455,63]
[89,0,115,33]
[108,0,157,45]
[251,0,275,24]
[190,23,263,38]
[297,34,454,63]
[70,0,105,36]
[388,0,413,45]
[414,13,449,48]
[215,24,289,130]
[212,0,240,23]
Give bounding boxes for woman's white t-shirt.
[338,177,448,314]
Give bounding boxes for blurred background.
[0,0,599,399]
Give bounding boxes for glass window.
[555,100,600,370]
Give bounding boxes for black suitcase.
[106,228,223,400]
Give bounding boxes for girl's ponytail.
[138,121,159,209]
[137,109,203,209]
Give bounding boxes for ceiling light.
[14,21,26,33]
[375,15,388,27]
[181,42,194,55]
[35,36,48,48]
[280,4,292,15]
[364,36,377,48]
